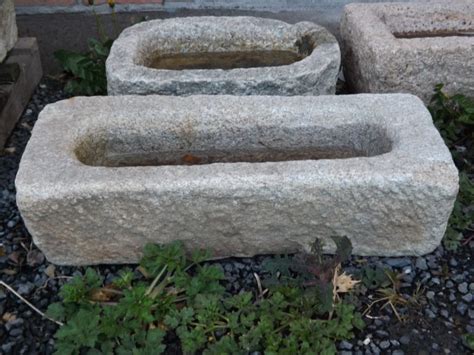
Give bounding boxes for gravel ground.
[0,79,473,354]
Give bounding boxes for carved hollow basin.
[106,16,341,96]
[16,95,458,265]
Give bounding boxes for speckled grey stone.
[0,0,17,62]
[107,17,340,96]
[16,94,458,265]
[340,1,474,103]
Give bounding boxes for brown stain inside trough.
[102,147,367,167]
[147,50,307,70]
[393,29,474,38]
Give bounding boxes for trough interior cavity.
[74,123,392,167]
[383,11,474,39]
[393,30,474,39]
[143,35,315,70]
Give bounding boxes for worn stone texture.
[0,0,17,62]
[106,16,340,96]
[16,94,458,265]
[340,1,474,103]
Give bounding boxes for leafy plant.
[443,173,474,250]
[262,236,357,314]
[429,84,474,170]
[359,265,391,290]
[363,270,408,322]
[463,333,474,351]
[54,0,118,96]
[54,38,112,96]
[363,270,424,323]
[47,241,364,354]
[429,85,474,250]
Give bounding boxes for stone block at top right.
[340,1,474,104]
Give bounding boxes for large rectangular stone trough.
[16,95,458,265]
[341,1,474,103]
[106,16,340,96]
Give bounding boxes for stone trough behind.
[340,1,474,103]
[106,16,340,96]
[16,95,458,265]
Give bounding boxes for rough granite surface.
[16,94,458,265]
[106,16,340,96]
[0,0,17,62]
[340,1,474,103]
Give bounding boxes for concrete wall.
[15,0,431,74]
[15,0,429,15]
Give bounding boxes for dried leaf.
[21,123,33,131]
[89,288,113,302]
[44,264,56,278]
[137,265,150,278]
[181,154,202,165]
[2,312,16,322]
[335,272,360,294]
[0,245,5,257]
[27,250,45,267]
[8,251,24,265]
[0,268,17,276]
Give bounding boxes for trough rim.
[16,94,458,199]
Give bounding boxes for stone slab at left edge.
[0,38,42,148]
[0,0,17,62]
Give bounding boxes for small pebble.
[457,302,468,315]
[458,282,468,294]
[339,340,353,350]
[468,309,474,319]
[425,309,436,318]
[399,335,410,345]
[385,258,411,268]
[4,318,24,331]
[379,340,390,349]
[17,282,35,296]
[370,343,380,354]
[452,274,465,283]
[390,340,400,347]
[415,258,428,271]
[440,309,449,318]
[8,328,22,337]
[1,343,14,353]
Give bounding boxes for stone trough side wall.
[16,94,458,265]
[340,1,474,103]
